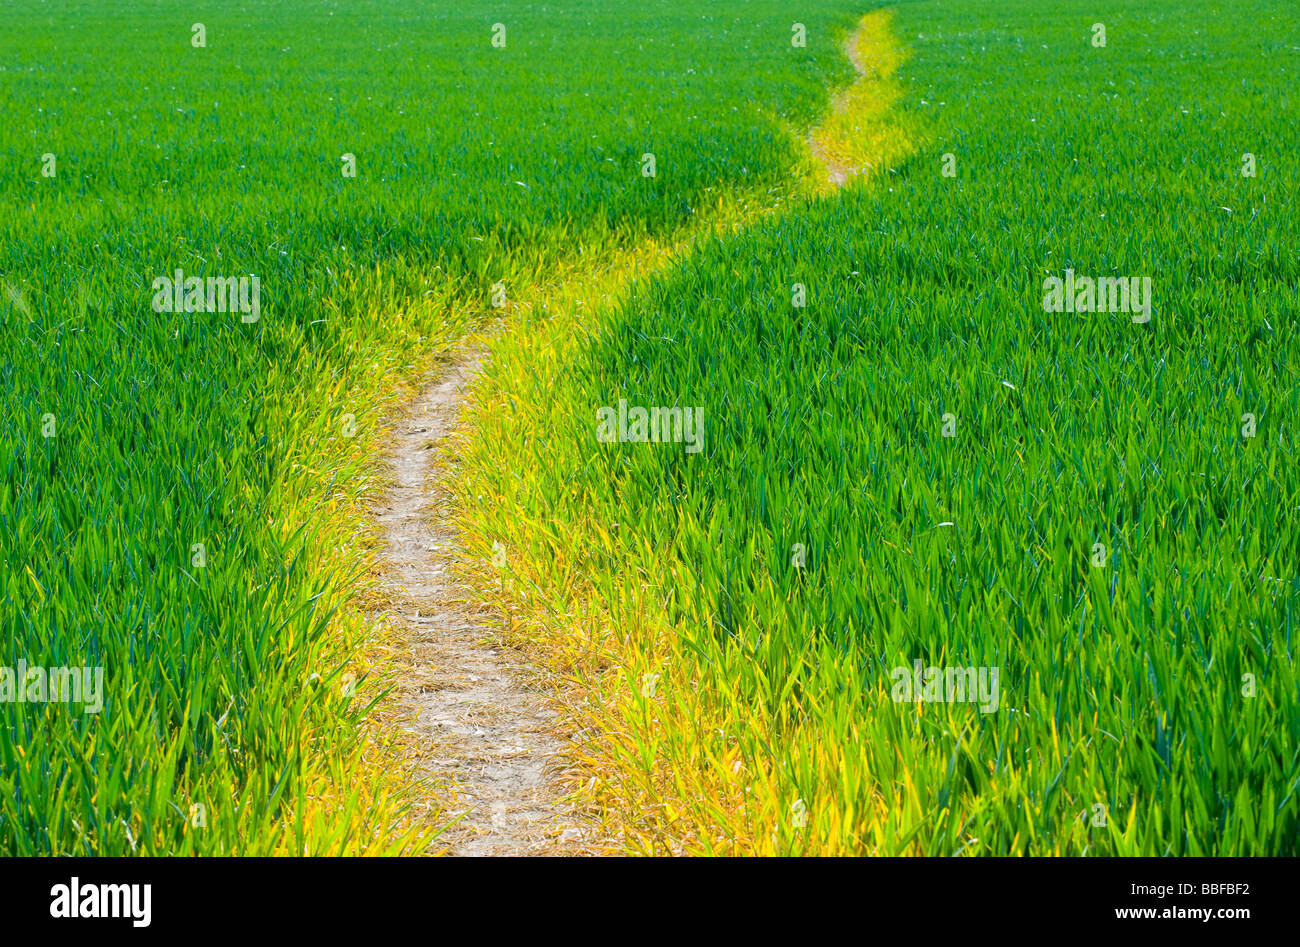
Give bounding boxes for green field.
[2,0,1297,856]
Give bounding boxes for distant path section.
[808,10,914,188]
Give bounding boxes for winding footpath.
[370,15,886,856]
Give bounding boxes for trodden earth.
[371,349,595,855]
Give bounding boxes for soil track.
[372,351,592,855]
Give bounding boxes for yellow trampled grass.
[807,10,919,191]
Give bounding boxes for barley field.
[1,0,1296,858]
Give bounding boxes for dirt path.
[807,17,879,188]
[806,14,899,188]
[372,350,591,856]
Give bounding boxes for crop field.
[1,0,1297,867]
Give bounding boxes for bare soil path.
[372,350,591,855]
